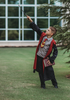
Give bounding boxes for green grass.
[0,47,70,100]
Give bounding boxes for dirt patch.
[66,74,70,79]
[13,82,36,88]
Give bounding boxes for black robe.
[30,22,58,81]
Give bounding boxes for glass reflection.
[0,0,5,4]
[8,7,19,17]
[24,18,34,28]
[24,30,34,40]
[20,0,34,4]
[50,8,60,17]
[0,7,5,16]
[0,19,5,28]
[8,0,19,4]
[8,30,19,40]
[20,7,34,16]
[24,7,34,16]
[8,19,19,28]
[20,19,22,28]
[37,34,40,40]
[37,30,46,40]
[37,0,48,4]
[50,0,61,6]
[0,30,5,40]
[37,7,48,17]
[20,30,22,40]
[37,19,48,28]
[50,19,60,26]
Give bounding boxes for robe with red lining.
[33,32,56,72]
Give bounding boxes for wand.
[18,5,27,16]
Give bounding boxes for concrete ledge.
[0,41,39,47]
[0,41,62,47]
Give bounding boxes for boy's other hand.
[27,15,33,22]
[47,60,52,65]
[47,57,52,65]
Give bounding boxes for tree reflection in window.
[0,0,5,4]
[0,7,5,16]
[0,30,5,40]
[8,0,19,4]
[37,0,48,4]
[37,19,48,28]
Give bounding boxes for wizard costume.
[30,22,58,88]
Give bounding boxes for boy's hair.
[50,26,57,35]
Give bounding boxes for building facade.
[0,0,61,46]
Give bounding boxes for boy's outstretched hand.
[27,15,33,22]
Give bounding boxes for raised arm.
[27,15,42,36]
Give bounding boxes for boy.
[27,16,58,89]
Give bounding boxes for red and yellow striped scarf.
[40,39,47,48]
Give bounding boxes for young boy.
[27,16,58,89]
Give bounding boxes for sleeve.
[30,22,42,36]
[49,44,58,63]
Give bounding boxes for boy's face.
[45,27,53,37]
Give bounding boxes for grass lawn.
[0,47,70,100]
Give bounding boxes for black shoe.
[41,86,46,89]
[54,85,58,88]
[41,85,46,89]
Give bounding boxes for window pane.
[8,19,19,28]
[50,8,60,17]
[24,30,34,40]
[20,0,34,4]
[37,34,40,40]
[20,7,22,17]
[37,7,48,17]
[20,7,34,17]
[24,7,34,16]
[8,7,19,17]
[20,30,22,40]
[50,19,61,26]
[37,30,46,40]
[0,19,5,28]
[37,0,48,4]
[20,19,22,28]
[37,19,48,28]
[8,30,19,40]
[8,0,19,4]
[0,0,5,4]
[0,30,5,40]
[0,7,5,16]
[24,18,34,28]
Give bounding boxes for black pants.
[37,55,57,87]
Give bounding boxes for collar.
[46,36,53,41]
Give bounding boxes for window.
[37,7,48,17]
[37,0,48,4]
[0,0,5,4]
[0,0,61,41]
[0,19,5,28]
[37,19,48,28]
[8,7,19,17]
[0,7,5,16]
[0,30,5,40]
[50,19,60,26]
[24,30,34,40]
[20,0,34,4]
[24,18,34,28]
[8,19,19,28]
[8,0,19,4]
